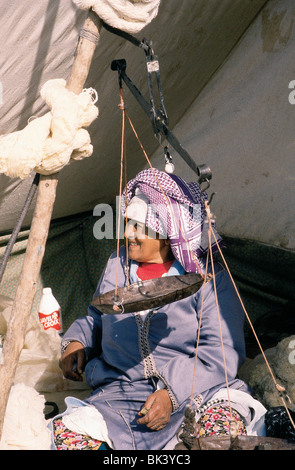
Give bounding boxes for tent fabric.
[149,0,295,251]
[219,236,295,357]
[0,0,268,233]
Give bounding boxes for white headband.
[125,189,149,224]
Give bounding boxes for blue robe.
[61,247,250,450]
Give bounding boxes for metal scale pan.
[92,273,206,314]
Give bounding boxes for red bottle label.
[39,310,61,331]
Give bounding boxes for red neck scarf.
[136,260,174,281]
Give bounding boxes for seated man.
[52,168,266,450]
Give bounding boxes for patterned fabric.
[122,168,222,273]
[53,418,109,450]
[52,405,246,450]
[197,405,247,438]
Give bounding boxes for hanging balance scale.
[92,272,207,314]
[91,27,213,315]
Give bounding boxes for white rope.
[72,0,161,34]
[0,79,99,179]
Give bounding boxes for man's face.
[124,219,170,264]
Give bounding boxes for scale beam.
[111,59,212,186]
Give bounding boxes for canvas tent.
[0,0,295,449]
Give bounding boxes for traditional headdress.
[123,168,222,273]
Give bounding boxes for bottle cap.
[43,287,52,294]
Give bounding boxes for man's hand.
[59,341,85,382]
[137,389,172,431]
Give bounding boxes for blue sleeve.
[61,304,103,361]
[61,250,121,360]
[157,268,247,408]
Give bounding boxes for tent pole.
[0,9,102,440]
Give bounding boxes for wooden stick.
[0,9,102,440]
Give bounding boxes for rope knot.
[276,383,286,393]
[229,418,239,439]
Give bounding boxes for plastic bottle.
[38,287,63,334]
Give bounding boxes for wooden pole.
[0,10,102,439]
